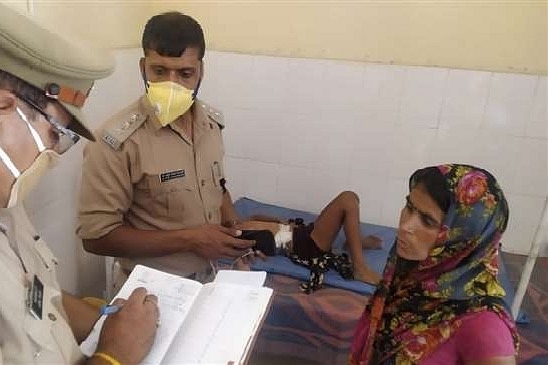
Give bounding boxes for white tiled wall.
[199,50,547,258]
[26,48,548,294]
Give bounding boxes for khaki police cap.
[0,4,115,141]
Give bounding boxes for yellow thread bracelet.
[92,351,121,365]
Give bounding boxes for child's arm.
[234,220,283,236]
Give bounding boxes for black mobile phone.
[240,230,276,256]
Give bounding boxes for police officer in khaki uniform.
[0,4,159,364]
[77,12,254,281]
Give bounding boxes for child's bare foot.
[353,266,381,285]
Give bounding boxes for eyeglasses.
[18,95,80,154]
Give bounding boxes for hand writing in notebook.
[81,266,273,365]
[93,287,159,364]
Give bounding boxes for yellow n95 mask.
[146,81,196,126]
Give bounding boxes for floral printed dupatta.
[349,164,519,365]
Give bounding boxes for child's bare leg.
[309,191,381,285]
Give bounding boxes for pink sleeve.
[455,311,515,361]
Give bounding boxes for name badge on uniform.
[159,169,185,183]
[28,275,44,320]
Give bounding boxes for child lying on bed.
[228,191,382,291]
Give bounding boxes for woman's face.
[396,184,446,261]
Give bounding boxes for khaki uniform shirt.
[0,206,83,364]
[77,96,226,276]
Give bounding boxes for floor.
[249,354,322,365]
[502,253,548,365]
[249,253,548,365]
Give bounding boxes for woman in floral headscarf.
[350,164,519,365]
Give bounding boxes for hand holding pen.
[100,296,160,326]
[92,288,160,365]
[100,303,122,316]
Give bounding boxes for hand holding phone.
[239,230,276,256]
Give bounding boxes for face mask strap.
[192,78,202,100]
[193,60,204,99]
[142,73,150,93]
[16,107,47,152]
[0,146,21,178]
[141,60,149,93]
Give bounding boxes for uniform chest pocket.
[141,173,194,219]
[24,311,57,358]
[146,173,185,195]
[24,308,78,363]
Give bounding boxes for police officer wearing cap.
[0,4,159,364]
[76,12,254,283]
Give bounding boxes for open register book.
[80,265,274,365]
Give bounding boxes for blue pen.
[100,304,122,316]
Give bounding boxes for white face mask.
[0,107,61,208]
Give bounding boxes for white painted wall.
[201,51,547,257]
[25,48,547,295]
[5,1,546,75]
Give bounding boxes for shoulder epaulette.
[199,101,225,130]
[100,110,147,150]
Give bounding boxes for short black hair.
[142,11,205,59]
[409,167,451,213]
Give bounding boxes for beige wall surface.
[155,0,547,75]
[2,0,547,75]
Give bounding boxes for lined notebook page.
[162,282,273,365]
[213,269,267,287]
[80,265,202,364]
